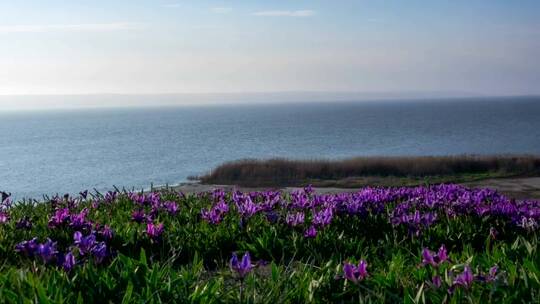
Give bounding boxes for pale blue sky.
[0,0,539,101]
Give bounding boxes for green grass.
[0,188,539,303]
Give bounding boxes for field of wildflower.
[0,184,539,303]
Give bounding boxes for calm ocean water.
[1,97,539,199]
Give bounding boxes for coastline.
[158,176,540,200]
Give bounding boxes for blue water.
[1,97,539,199]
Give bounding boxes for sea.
[1,96,539,199]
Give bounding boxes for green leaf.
[271,262,279,283]
[121,281,134,304]
[413,283,424,304]
[139,248,148,267]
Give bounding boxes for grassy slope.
[0,188,539,303]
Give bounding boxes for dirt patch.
[462,177,540,200]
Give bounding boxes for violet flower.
[201,200,229,224]
[163,201,179,215]
[487,265,498,282]
[15,217,32,229]
[146,223,164,239]
[312,207,334,227]
[0,212,9,224]
[285,212,305,227]
[453,265,474,289]
[131,209,146,223]
[48,208,70,228]
[304,184,314,195]
[432,275,442,288]
[70,208,91,230]
[235,196,259,218]
[421,245,449,267]
[99,225,114,240]
[62,252,76,271]
[230,252,253,278]
[74,231,96,255]
[104,191,117,204]
[91,242,108,264]
[37,239,58,263]
[343,260,368,284]
[304,225,317,238]
[476,265,499,283]
[15,237,39,257]
[265,211,279,223]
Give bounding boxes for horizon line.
[0,90,494,97]
[0,94,538,113]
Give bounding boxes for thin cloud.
[252,10,315,17]
[211,7,232,14]
[0,22,143,33]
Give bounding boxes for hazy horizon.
[1,0,539,109]
[2,91,539,112]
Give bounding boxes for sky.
[0,0,539,108]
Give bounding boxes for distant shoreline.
[187,155,540,199]
[160,176,540,200]
[197,155,540,185]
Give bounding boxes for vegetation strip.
[0,184,539,302]
[198,155,540,187]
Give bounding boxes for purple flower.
[422,248,435,266]
[436,245,448,264]
[304,225,318,238]
[421,245,449,267]
[487,265,498,282]
[432,275,442,288]
[201,208,220,224]
[265,211,279,223]
[131,209,146,223]
[74,231,96,255]
[70,208,91,230]
[343,260,368,284]
[146,223,164,239]
[48,208,70,228]
[91,242,108,264]
[99,225,114,240]
[0,212,10,224]
[453,266,474,289]
[129,193,147,205]
[37,239,58,263]
[235,196,259,218]
[201,200,229,224]
[312,207,333,227]
[304,184,314,195]
[286,212,305,227]
[476,265,499,283]
[163,201,179,215]
[15,217,32,229]
[230,252,253,278]
[104,191,117,204]
[62,252,76,271]
[15,238,39,256]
